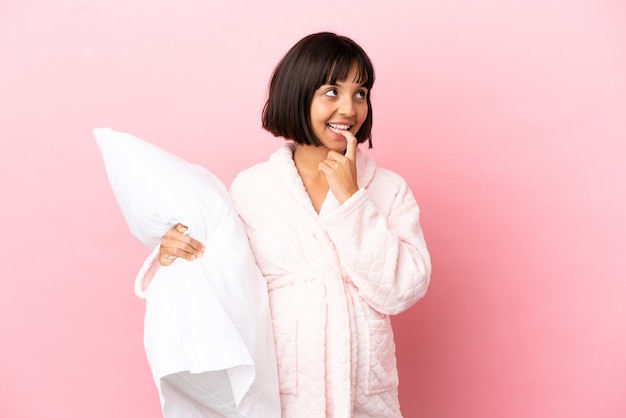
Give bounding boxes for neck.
[292,144,330,175]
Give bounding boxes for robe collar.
[269,142,377,192]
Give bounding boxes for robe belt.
[265,271,319,291]
[265,270,350,291]
[265,267,353,416]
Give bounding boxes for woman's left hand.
[318,130,359,203]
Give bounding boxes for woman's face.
[309,63,369,153]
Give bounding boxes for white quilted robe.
[230,144,431,417]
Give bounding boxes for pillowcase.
[93,128,280,417]
[94,127,229,250]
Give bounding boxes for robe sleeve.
[134,245,161,299]
[318,180,431,315]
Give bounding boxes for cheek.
[310,102,326,123]
[358,104,369,123]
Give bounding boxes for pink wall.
[1,0,624,417]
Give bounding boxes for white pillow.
[94,127,230,250]
[93,128,280,417]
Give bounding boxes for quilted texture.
[229,143,431,417]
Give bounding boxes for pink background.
[1,0,625,417]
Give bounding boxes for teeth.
[328,123,351,131]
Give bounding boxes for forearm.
[320,188,431,315]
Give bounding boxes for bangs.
[324,45,374,89]
[262,32,375,148]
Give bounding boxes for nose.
[339,95,356,117]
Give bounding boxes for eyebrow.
[320,81,368,90]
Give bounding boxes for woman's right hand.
[159,223,205,266]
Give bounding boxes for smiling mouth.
[328,123,353,134]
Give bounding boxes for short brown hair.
[262,32,375,148]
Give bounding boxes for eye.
[355,89,367,99]
[324,88,338,97]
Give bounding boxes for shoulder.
[231,143,296,191]
[229,161,274,206]
[367,162,411,194]
[372,165,408,185]
[364,161,420,213]
[231,161,270,186]
[356,149,408,191]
